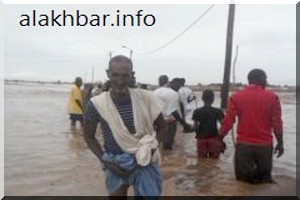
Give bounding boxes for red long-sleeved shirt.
[221,85,283,146]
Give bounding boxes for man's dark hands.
[220,141,227,153]
[217,134,226,153]
[183,123,193,133]
[274,133,284,158]
[274,143,284,158]
[102,160,131,177]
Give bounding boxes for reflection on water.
[4,83,296,196]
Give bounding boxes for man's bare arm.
[83,120,103,161]
[154,113,167,143]
[84,120,132,176]
[274,131,284,158]
[76,99,84,113]
[271,95,284,158]
[180,102,185,119]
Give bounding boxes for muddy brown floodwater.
[4,83,296,196]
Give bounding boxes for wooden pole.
[221,4,236,109]
[230,45,238,147]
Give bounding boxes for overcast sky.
[4,4,296,85]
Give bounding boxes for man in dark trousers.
[220,69,284,184]
[154,76,191,150]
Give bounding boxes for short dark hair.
[202,89,214,104]
[248,69,267,85]
[171,78,182,85]
[169,78,182,91]
[75,77,82,83]
[158,75,169,86]
[180,78,185,86]
[108,55,133,70]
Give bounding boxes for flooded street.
[4,83,296,196]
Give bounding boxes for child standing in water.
[192,90,225,159]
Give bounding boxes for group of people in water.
[67,55,284,197]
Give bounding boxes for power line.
[136,4,216,55]
[130,5,172,56]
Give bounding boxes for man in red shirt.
[220,69,284,184]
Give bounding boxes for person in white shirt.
[178,78,197,126]
[154,76,191,150]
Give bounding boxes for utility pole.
[221,4,236,109]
